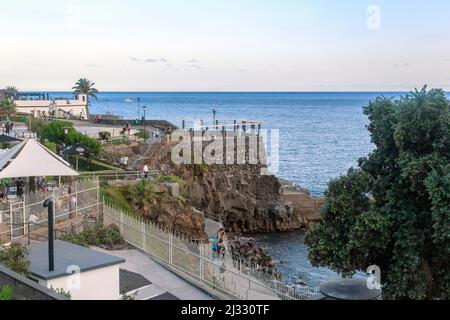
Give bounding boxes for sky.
[1,0,450,91]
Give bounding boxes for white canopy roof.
[0,139,79,179]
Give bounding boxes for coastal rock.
[157,156,300,233]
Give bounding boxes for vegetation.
[72,78,99,115]
[69,156,121,172]
[0,286,13,300]
[102,176,186,217]
[101,185,135,213]
[99,131,111,141]
[128,180,156,215]
[0,99,17,118]
[27,120,102,156]
[60,225,126,250]
[50,287,72,299]
[0,244,31,276]
[305,87,450,300]
[4,86,18,99]
[134,129,150,140]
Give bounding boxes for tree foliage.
[72,78,99,115]
[0,99,17,118]
[39,121,102,155]
[305,87,450,299]
[0,244,31,276]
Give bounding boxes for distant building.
[14,93,88,119]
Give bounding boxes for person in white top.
[143,164,149,179]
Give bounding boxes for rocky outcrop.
[229,236,280,278]
[158,158,299,234]
[147,196,207,241]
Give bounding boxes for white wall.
[40,265,122,300]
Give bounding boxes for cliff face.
[158,160,299,233]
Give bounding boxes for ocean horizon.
[37,91,450,196]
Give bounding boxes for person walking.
[143,163,149,179]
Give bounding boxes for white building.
[28,240,125,300]
[14,94,88,119]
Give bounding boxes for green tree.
[305,87,450,300]
[41,121,101,155]
[5,86,18,99]
[0,99,17,118]
[127,180,155,216]
[72,78,99,116]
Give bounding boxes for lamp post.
[63,127,70,161]
[43,199,54,272]
[212,109,217,129]
[75,147,85,172]
[137,97,141,119]
[142,105,147,143]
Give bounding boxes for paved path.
[93,248,213,300]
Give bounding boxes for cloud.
[129,57,141,62]
[86,63,100,68]
[189,65,202,70]
[446,58,450,63]
[239,69,246,73]
[269,64,276,67]
[166,64,172,67]
[393,64,400,68]
[160,58,168,63]
[187,59,198,63]
[146,58,159,63]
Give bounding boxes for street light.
[142,105,147,143]
[63,126,71,161]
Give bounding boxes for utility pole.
[137,97,141,119]
[142,105,147,143]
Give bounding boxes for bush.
[0,244,31,276]
[0,286,13,300]
[99,131,111,141]
[134,129,150,140]
[60,225,126,249]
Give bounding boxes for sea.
[47,91,440,288]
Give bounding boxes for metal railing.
[0,180,101,244]
[102,202,317,300]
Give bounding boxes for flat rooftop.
[28,240,125,281]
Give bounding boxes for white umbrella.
[0,139,79,179]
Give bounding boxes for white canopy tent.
[0,139,79,179]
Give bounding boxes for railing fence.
[103,202,317,300]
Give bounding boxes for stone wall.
[0,264,68,300]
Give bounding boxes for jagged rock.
[157,158,299,233]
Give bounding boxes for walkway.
[93,248,213,300]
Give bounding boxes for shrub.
[60,225,126,249]
[0,286,13,300]
[134,129,150,140]
[99,131,111,141]
[0,244,31,276]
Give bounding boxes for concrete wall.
[0,264,68,300]
[39,264,122,300]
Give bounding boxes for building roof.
[28,240,126,281]
[0,138,79,179]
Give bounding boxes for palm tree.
[127,180,155,217]
[5,86,18,99]
[0,99,17,118]
[72,78,99,116]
